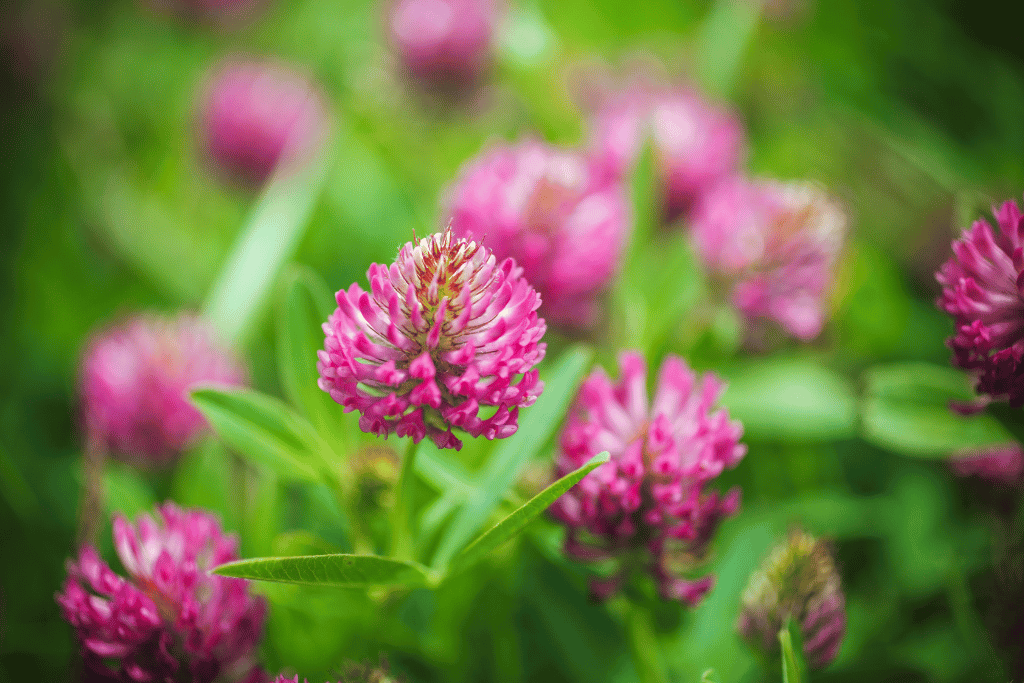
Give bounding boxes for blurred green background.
[4,0,1024,681]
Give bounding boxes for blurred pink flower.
[949,444,1024,484]
[550,351,746,604]
[199,57,328,188]
[936,197,1024,406]
[317,228,546,450]
[691,178,847,341]
[386,0,498,87]
[588,85,745,222]
[79,313,246,466]
[444,139,630,329]
[57,503,266,683]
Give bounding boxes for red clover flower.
[317,228,547,450]
[550,351,746,604]
[57,503,267,683]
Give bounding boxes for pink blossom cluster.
[444,140,630,328]
[199,57,329,188]
[550,351,746,604]
[691,178,847,341]
[936,198,1024,406]
[79,313,246,466]
[318,228,547,450]
[57,503,266,683]
[386,0,498,87]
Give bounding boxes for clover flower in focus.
[386,0,498,89]
[199,57,329,188]
[550,351,746,605]
[56,503,267,683]
[445,140,630,329]
[737,529,846,670]
[936,197,1024,406]
[587,84,745,223]
[691,178,847,342]
[79,313,246,466]
[317,228,547,450]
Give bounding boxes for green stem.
[778,620,805,683]
[626,602,669,683]
[325,473,373,555]
[389,438,420,561]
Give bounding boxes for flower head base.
[550,352,746,605]
[80,313,246,466]
[273,661,399,683]
[691,178,847,341]
[588,85,745,223]
[445,140,630,328]
[57,503,266,683]
[318,229,547,450]
[199,57,328,188]
[936,198,1024,406]
[386,0,497,88]
[738,529,846,670]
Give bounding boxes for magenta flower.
[936,198,1024,406]
[317,228,547,450]
[691,178,847,342]
[199,57,328,188]
[587,84,745,223]
[444,140,630,329]
[56,503,267,683]
[550,351,746,604]
[386,0,497,87]
[949,444,1024,484]
[738,529,846,670]
[80,313,246,466]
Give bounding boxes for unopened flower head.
[949,444,1024,485]
[445,140,630,328]
[199,57,328,188]
[691,178,847,341]
[318,228,547,450]
[80,313,246,465]
[56,503,266,683]
[386,0,497,87]
[588,84,745,223]
[936,197,1024,406]
[738,529,846,670]
[550,351,746,605]
[274,661,399,683]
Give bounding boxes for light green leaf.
[191,387,331,482]
[213,553,434,588]
[431,345,594,567]
[446,451,609,575]
[721,357,858,441]
[860,363,1013,457]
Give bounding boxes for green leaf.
[860,363,1013,458]
[275,265,340,435]
[272,530,341,557]
[190,387,332,482]
[720,357,858,441]
[696,0,762,97]
[446,451,610,575]
[212,553,434,588]
[431,345,594,567]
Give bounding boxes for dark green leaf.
[213,553,434,588]
[446,451,610,575]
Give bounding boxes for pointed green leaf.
[213,553,434,588]
[190,387,330,482]
[431,345,594,567]
[446,451,609,575]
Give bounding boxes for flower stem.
[778,619,805,683]
[389,438,420,561]
[626,601,669,683]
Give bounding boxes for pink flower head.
[56,503,267,683]
[588,85,745,223]
[550,351,746,605]
[199,57,329,188]
[386,0,498,86]
[444,140,630,329]
[936,198,1024,406]
[691,178,847,341]
[317,228,547,450]
[80,313,246,466]
[949,444,1024,485]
